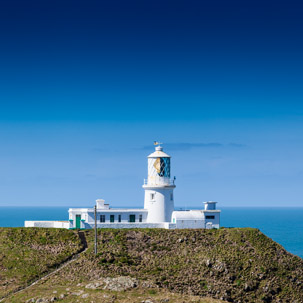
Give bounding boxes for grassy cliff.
[1,228,303,303]
[0,228,83,298]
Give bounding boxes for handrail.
[143,178,175,186]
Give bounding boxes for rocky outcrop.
[70,228,303,303]
[85,276,138,291]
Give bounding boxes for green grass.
[1,227,303,303]
[76,228,303,302]
[6,284,223,303]
[0,228,83,298]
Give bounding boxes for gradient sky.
[0,0,303,207]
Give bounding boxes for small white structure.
[143,145,175,223]
[171,202,220,229]
[25,144,220,229]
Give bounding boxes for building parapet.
[25,221,70,229]
[85,222,177,229]
[68,208,148,212]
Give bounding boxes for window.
[100,215,105,223]
[139,214,142,222]
[150,193,155,200]
[118,214,121,222]
[110,215,115,223]
[170,193,173,200]
[154,157,170,177]
[206,215,215,219]
[129,214,136,223]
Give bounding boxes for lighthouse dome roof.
[148,146,171,158]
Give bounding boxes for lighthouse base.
[143,185,175,223]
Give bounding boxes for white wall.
[68,209,148,228]
[84,222,177,229]
[89,211,148,224]
[24,221,70,229]
[144,187,174,222]
[204,211,220,228]
[175,219,205,229]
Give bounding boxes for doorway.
[76,215,81,229]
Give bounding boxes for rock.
[213,261,226,272]
[142,300,153,303]
[52,291,57,294]
[85,281,101,289]
[140,280,155,288]
[59,294,65,299]
[206,260,212,267]
[103,276,138,291]
[50,297,57,302]
[160,299,170,302]
[35,299,45,303]
[26,299,36,303]
[71,290,84,296]
[177,238,183,243]
[81,293,89,298]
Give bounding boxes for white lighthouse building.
[143,145,175,223]
[25,143,220,229]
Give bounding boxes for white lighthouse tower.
[143,143,176,223]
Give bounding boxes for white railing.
[143,177,175,186]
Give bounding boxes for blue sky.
[0,0,303,207]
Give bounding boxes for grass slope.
[2,228,303,303]
[50,228,303,302]
[0,228,83,298]
[8,283,222,303]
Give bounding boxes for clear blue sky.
[0,0,303,207]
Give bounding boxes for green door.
[129,215,136,223]
[76,215,81,229]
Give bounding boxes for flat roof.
[68,208,148,212]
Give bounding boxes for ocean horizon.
[0,206,302,259]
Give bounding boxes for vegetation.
[0,228,83,298]
[1,227,303,302]
[7,284,222,303]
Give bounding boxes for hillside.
[1,228,303,303]
[0,228,83,298]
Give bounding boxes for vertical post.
[94,205,97,255]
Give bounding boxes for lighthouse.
[143,143,176,223]
[25,143,221,229]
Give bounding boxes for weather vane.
[154,141,163,146]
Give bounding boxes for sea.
[0,206,302,259]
